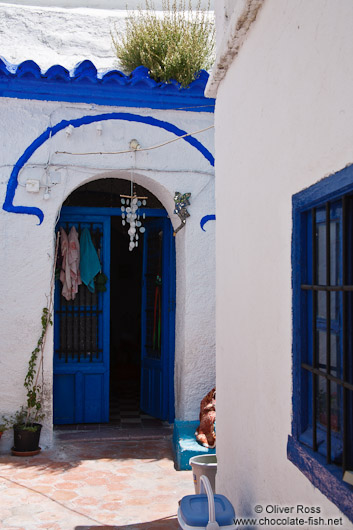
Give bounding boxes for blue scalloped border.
[0,58,215,112]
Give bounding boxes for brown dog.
[195,387,216,448]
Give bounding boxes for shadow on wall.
[75,515,180,529]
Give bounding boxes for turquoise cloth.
[80,228,101,293]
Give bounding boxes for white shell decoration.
[121,192,148,251]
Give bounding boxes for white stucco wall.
[0,2,135,70]
[212,0,353,525]
[0,1,214,71]
[0,97,215,451]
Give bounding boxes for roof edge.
[205,0,265,98]
[0,58,215,112]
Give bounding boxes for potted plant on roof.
[111,0,215,88]
[2,235,59,455]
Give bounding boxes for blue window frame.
[290,166,353,521]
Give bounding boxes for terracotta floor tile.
[51,489,78,501]
[0,435,193,530]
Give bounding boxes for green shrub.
[112,0,215,88]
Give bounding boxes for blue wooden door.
[140,217,175,421]
[53,213,110,424]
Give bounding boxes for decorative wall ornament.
[120,192,148,251]
[120,140,147,251]
[173,192,191,236]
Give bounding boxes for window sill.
[287,435,353,522]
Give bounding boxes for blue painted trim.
[140,219,148,410]
[0,58,215,112]
[2,112,214,225]
[291,164,353,520]
[102,215,111,423]
[161,217,174,421]
[161,217,170,420]
[61,206,168,218]
[292,204,303,440]
[168,227,176,423]
[287,436,353,522]
[292,164,353,211]
[200,214,216,231]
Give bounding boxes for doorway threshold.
[54,422,173,443]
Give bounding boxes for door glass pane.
[145,229,163,359]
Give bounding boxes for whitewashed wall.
[209,0,353,525]
[0,97,215,451]
[0,1,214,71]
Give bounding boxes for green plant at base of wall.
[1,307,52,431]
[2,234,60,433]
[111,0,215,88]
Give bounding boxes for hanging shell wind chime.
[120,139,148,251]
[120,193,148,251]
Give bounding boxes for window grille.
[300,196,353,474]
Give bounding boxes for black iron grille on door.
[300,196,353,474]
[55,222,103,364]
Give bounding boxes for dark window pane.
[330,332,341,379]
[330,291,339,322]
[330,220,340,286]
[317,376,327,429]
[316,222,326,285]
[317,291,326,319]
[317,330,326,370]
[331,382,342,434]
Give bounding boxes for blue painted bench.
[173,420,216,470]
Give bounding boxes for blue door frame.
[53,206,175,424]
[140,216,175,420]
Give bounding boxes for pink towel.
[60,226,82,301]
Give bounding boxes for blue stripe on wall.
[2,112,215,225]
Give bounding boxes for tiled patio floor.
[0,428,194,529]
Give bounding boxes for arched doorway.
[53,178,176,426]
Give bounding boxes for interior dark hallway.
[109,215,144,425]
